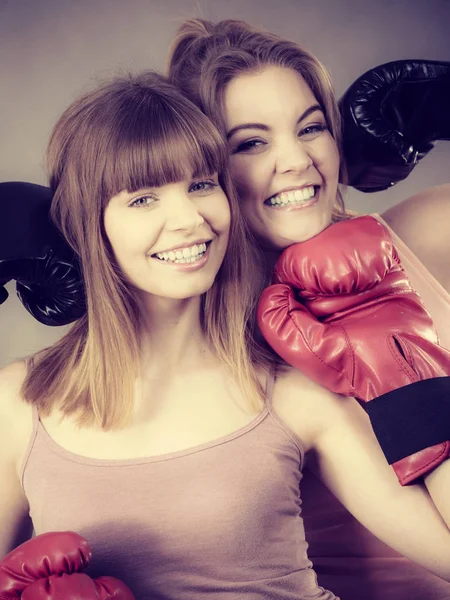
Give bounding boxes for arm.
[0,532,136,599]
[258,215,450,484]
[0,361,34,557]
[0,369,136,598]
[425,459,450,528]
[382,183,450,293]
[274,368,450,581]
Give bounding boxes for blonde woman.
[1,70,450,600]
[167,18,450,600]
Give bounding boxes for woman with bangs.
[1,71,450,600]
[166,17,450,600]
[0,71,273,599]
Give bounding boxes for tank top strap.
[19,403,40,492]
[19,353,41,490]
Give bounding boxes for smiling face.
[224,66,340,250]
[103,174,230,302]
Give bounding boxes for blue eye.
[299,124,328,140]
[233,139,266,154]
[189,179,219,194]
[129,195,155,208]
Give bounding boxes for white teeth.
[267,186,316,206]
[155,242,207,263]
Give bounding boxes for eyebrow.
[226,103,324,140]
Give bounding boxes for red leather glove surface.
[21,573,135,599]
[257,215,450,484]
[0,532,135,600]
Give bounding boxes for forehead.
[224,66,318,128]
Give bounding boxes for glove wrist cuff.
[366,377,450,464]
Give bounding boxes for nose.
[165,192,205,232]
[274,136,313,174]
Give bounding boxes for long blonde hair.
[23,71,272,428]
[167,18,348,220]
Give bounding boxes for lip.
[271,195,319,211]
[266,184,319,203]
[152,241,212,272]
[149,238,212,256]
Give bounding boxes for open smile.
[152,241,211,265]
[264,185,318,207]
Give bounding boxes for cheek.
[104,221,128,260]
[105,217,157,264]
[229,158,265,201]
[103,214,122,259]
[106,237,136,274]
[208,193,232,234]
[220,206,232,238]
[318,137,340,180]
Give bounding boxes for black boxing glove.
[339,60,450,192]
[0,182,85,325]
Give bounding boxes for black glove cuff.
[366,377,450,464]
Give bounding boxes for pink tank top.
[302,214,450,600]
[21,374,337,600]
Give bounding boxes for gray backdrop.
[1,0,449,367]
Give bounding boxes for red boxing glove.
[257,215,450,485]
[21,573,134,600]
[0,532,135,600]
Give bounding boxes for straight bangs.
[100,93,228,204]
[24,68,274,428]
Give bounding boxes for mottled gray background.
[1,0,449,367]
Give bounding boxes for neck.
[262,248,282,279]
[137,294,212,376]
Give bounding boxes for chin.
[268,224,329,250]
[262,209,333,250]
[135,280,215,303]
[173,279,218,300]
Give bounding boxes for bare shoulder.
[0,359,30,410]
[0,360,34,463]
[272,366,358,451]
[0,361,34,557]
[381,183,450,291]
[381,183,450,230]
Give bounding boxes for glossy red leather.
[0,532,135,599]
[258,216,450,484]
